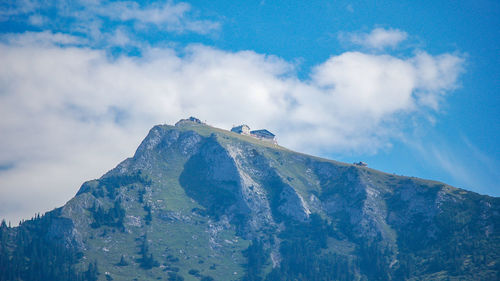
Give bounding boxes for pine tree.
[117,255,129,266]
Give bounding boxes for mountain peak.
[1,120,498,281]
[174,116,205,126]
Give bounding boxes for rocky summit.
[1,118,499,281]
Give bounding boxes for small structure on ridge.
[175,116,204,126]
[250,129,276,143]
[231,124,277,144]
[231,124,251,135]
[353,161,368,167]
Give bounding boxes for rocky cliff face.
[1,119,499,281]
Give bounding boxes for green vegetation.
[0,213,97,281]
[137,234,159,269]
[79,170,152,199]
[116,255,129,266]
[143,204,152,225]
[264,214,358,281]
[242,240,267,281]
[90,199,126,230]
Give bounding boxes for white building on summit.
[250,129,276,142]
[231,125,277,144]
[230,124,251,135]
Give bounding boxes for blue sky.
[0,0,498,224]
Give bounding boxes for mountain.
[1,118,499,281]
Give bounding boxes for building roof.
[231,124,249,130]
[231,124,250,134]
[250,129,275,138]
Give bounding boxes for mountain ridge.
[1,118,499,281]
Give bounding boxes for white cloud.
[107,27,133,47]
[1,0,220,36]
[0,0,40,20]
[412,52,464,109]
[410,136,500,196]
[345,27,408,50]
[311,52,416,118]
[97,1,220,34]
[2,30,87,46]
[0,31,463,224]
[28,14,46,26]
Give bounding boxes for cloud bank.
[0,30,464,224]
[1,0,220,41]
